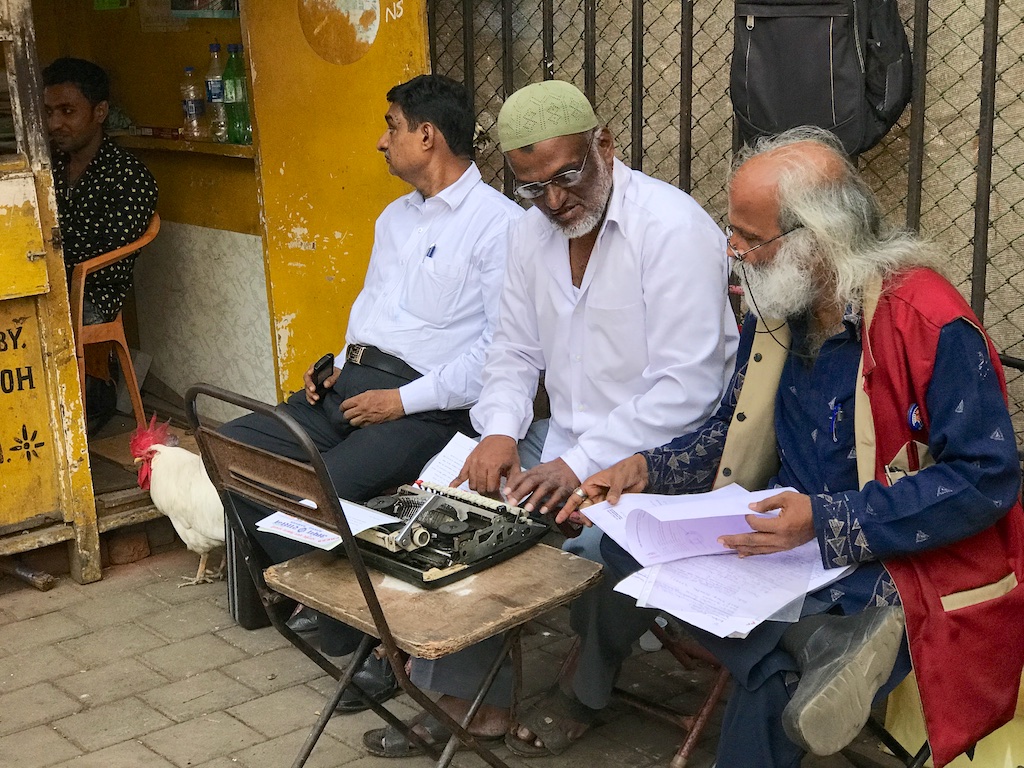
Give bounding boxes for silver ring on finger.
[572,487,587,501]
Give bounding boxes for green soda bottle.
[223,43,251,145]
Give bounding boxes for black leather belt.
[345,344,421,381]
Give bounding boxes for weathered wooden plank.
[265,544,602,660]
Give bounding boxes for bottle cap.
[185,66,194,73]
[209,42,221,51]
[228,43,241,53]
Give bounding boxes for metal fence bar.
[501,0,514,195]
[461,0,474,96]
[971,0,1001,322]
[905,0,929,232]
[584,0,596,103]
[543,0,554,80]
[427,0,437,73]
[679,0,694,192]
[631,0,643,169]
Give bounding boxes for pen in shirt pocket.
[424,243,436,260]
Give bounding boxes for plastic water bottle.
[223,44,251,145]
[180,66,207,140]
[205,43,228,143]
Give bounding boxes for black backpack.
[730,0,913,156]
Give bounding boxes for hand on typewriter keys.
[454,435,522,494]
[505,458,580,516]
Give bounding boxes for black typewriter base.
[351,523,550,589]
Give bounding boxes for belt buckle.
[347,345,365,365]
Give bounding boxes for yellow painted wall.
[32,0,259,234]
[242,0,429,395]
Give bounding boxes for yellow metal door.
[0,0,98,582]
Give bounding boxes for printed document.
[582,485,798,567]
[615,542,856,638]
[258,499,400,550]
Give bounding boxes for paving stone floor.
[0,546,905,768]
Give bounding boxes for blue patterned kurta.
[642,311,1020,614]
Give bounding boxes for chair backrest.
[69,211,160,327]
[184,383,399,648]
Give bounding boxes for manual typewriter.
[306,482,549,588]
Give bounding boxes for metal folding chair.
[185,384,603,768]
[558,619,729,768]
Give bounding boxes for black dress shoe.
[285,606,319,634]
[335,654,399,714]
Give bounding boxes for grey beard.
[734,240,817,320]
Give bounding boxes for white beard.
[733,239,817,320]
[554,157,614,239]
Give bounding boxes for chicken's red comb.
[128,414,173,457]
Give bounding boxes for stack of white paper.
[615,542,854,638]
[582,484,804,567]
[581,486,856,638]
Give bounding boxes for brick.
[75,563,162,597]
[141,670,258,721]
[0,582,90,621]
[49,739,178,768]
[191,759,241,768]
[232,729,359,768]
[227,683,331,738]
[0,724,81,767]
[215,624,291,656]
[54,658,169,708]
[54,697,174,752]
[142,571,225,605]
[0,612,89,653]
[0,644,84,695]
[60,587,168,631]
[222,646,325,695]
[0,682,81,736]
[139,600,234,642]
[140,634,246,680]
[141,713,263,767]
[145,517,178,549]
[105,531,151,565]
[57,623,167,667]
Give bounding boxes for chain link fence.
[428,0,1024,445]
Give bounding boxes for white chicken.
[130,416,225,586]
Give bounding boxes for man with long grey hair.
[555,126,1024,767]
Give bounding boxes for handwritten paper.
[417,432,480,489]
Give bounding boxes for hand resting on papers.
[718,490,816,557]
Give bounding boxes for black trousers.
[220,361,473,650]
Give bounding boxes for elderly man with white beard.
[549,127,1024,767]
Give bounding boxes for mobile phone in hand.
[312,353,335,401]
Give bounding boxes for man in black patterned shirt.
[43,58,157,325]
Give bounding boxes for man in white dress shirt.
[359,80,738,754]
[220,74,522,711]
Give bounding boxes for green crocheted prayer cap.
[497,80,598,152]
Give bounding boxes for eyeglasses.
[513,142,592,199]
[725,225,802,262]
